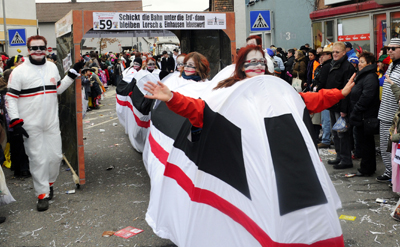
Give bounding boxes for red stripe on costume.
[38,193,47,199]
[148,132,169,166]
[9,119,23,128]
[6,93,19,98]
[115,95,150,128]
[19,91,57,97]
[163,162,344,246]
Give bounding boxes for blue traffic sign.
[8,29,26,47]
[250,11,271,32]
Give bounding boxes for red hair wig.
[215,45,269,89]
[27,35,47,48]
[181,52,210,80]
[146,57,156,63]
[246,35,262,46]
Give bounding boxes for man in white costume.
[5,35,84,211]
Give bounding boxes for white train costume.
[6,57,81,202]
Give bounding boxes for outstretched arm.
[57,59,85,94]
[300,74,355,114]
[144,81,205,128]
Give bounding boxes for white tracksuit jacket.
[5,58,74,197]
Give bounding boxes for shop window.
[391,12,400,39]
[374,13,387,57]
[312,22,323,49]
[325,21,334,43]
[338,16,370,54]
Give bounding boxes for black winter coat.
[314,59,332,91]
[349,64,380,126]
[285,56,295,73]
[325,55,356,113]
[284,56,295,83]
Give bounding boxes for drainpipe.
[2,0,8,54]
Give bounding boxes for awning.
[310,0,400,20]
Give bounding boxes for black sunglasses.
[388,47,400,51]
[29,46,47,51]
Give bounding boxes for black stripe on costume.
[20,85,57,95]
[151,101,186,140]
[264,113,327,216]
[57,80,61,87]
[131,84,153,115]
[8,88,21,96]
[173,103,251,199]
[116,78,136,96]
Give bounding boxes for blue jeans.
[321,110,331,145]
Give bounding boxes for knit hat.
[266,48,275,57]
[389,38,400,46]
[134,57,142,66]
[378,54,391,65]
[348,57,359,65]
[344,42,353,49]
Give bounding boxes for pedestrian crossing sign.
[8,29,26,47]
[250,11,271,32]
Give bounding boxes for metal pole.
[2,0,8,54]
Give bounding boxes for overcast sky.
[35,0,210,11]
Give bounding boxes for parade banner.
[56,11,73,38]
[93,12,226,30]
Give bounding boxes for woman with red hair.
[146,57,161,78]
[142,45,355,246]
[179,52,209,82]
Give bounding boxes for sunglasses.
[388,47,400,51]
[184,63,196,69]
[29,46,47,51]
[244,58,267,68]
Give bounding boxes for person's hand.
[68,59,86,79]
[144,81,173,102]
[10,119,29,138]
[385,74,394,85]
[342,73,356,97]
[340,112,347,118]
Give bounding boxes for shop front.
[310,1,400,56]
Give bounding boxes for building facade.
[0,0,37,57]
[234,0,313,50]
[310,0,400,55]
